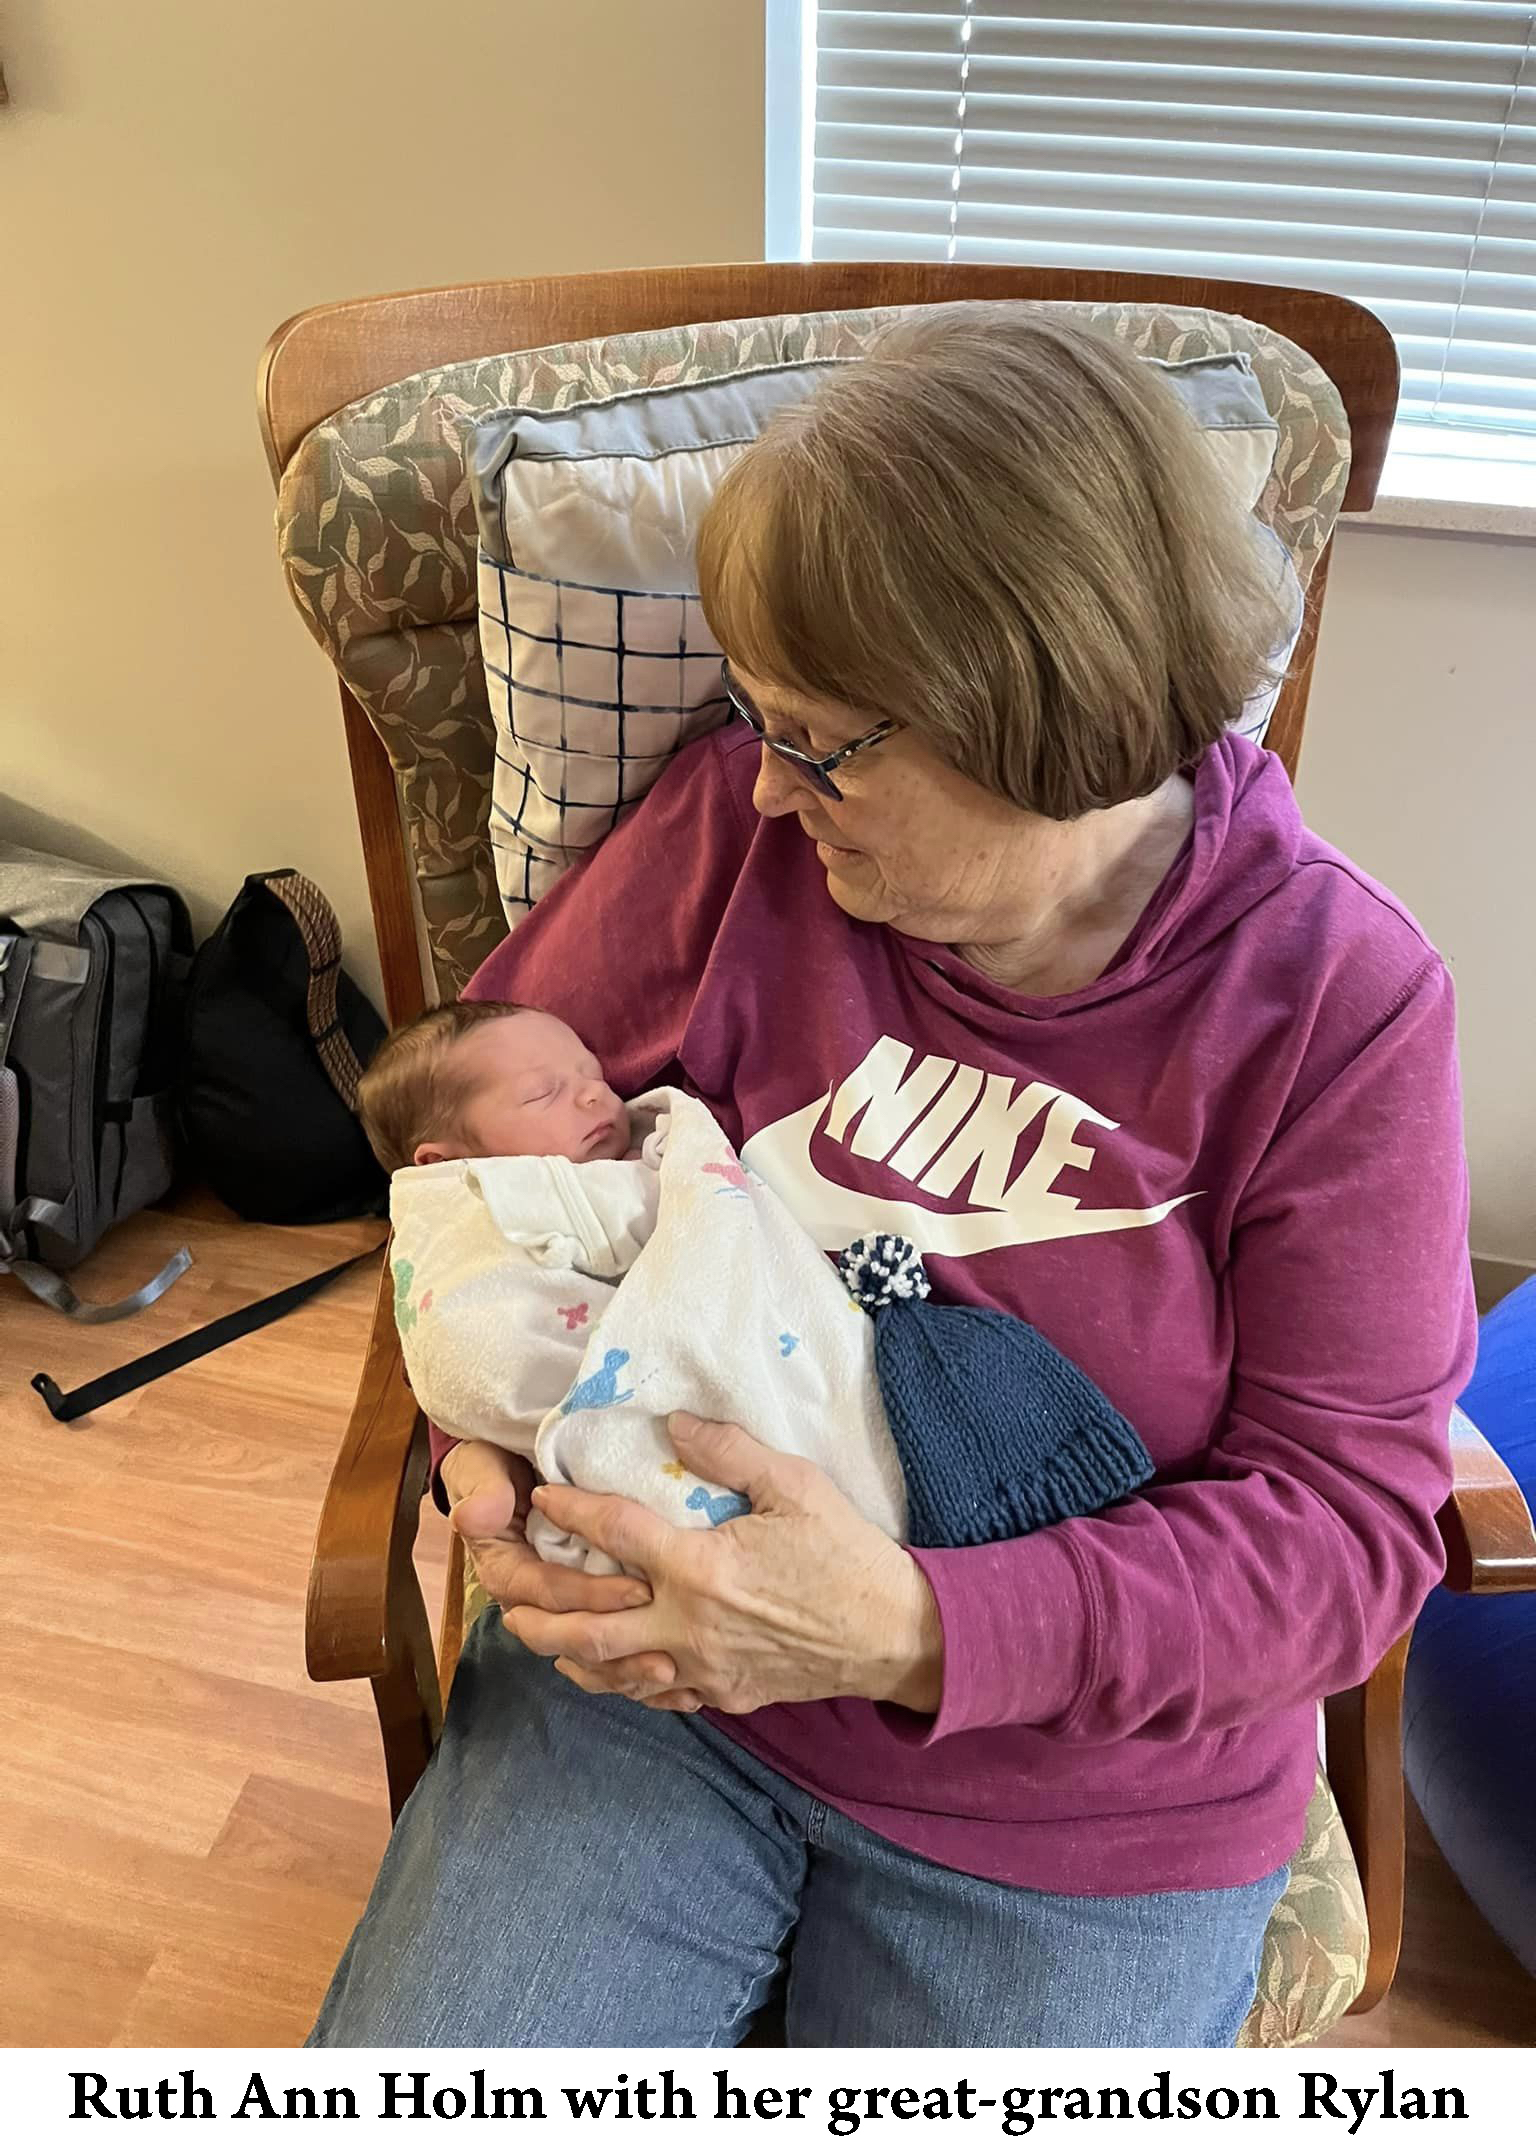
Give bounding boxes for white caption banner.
[2,2047,1528,2150]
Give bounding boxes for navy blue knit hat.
[837,1234,1154,1549]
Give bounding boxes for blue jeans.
[310,1612,1286,2047]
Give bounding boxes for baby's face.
[415,1012,631,1167]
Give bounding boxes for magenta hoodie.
[447,726,1475,1895]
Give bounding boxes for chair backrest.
[260,264,1397,1025]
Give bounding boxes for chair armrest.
[1437,1406,1536,1595]
[306,1252,431,1682]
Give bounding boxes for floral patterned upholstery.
[1239,1771,1370,2046]
[276,299,1363,2043]
[276,302,1349,1001]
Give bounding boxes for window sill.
[1345,495,1536,541]
[1345,426,1536,542]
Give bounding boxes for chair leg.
[1325,1631,1410,2015]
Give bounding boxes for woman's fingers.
[449,1485,521,1544]
[550,1655,703,1712]
[480,1551,652,1616]
[444,1444,653,1616]
[506,1597,654,1666]
[667,1410,818,1514]
[530,1482,678,1577]
[549,1650,682,1702]
[441,1438,528,1539]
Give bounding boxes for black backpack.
[177,869,388,1223]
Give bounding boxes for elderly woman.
[310,311,1474,2048]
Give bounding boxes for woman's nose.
[752,743,812,819]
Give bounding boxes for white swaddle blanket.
[388,1087,907,1572]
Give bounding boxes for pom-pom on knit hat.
[838,1234,1154,1549]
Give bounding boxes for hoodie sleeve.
[900,955,1477,1746]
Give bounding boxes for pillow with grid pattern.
[472,346,1298,926]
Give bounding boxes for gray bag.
[0,842,194,1320]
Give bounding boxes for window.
[765,1,1536,510]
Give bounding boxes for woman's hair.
[697,307,1296,821]
[357,998,525,1172]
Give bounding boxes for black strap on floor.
[31,1239,386,1424]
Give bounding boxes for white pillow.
[472,345,1293,924]
[477,555,725,913]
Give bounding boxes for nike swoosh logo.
[741,1091,1200,1259]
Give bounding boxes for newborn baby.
[361,1000,1156,1574]
[358,999,909,1572]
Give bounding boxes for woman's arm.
[904,955,1476,1747]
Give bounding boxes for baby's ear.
[413,1140,453,1167]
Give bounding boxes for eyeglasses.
[720,662,899,801]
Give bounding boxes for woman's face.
[732,662,1030,945]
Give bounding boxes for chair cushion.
[470,336,1300,925]
[277,299,1348,997]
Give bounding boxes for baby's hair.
[357,998,527,1173]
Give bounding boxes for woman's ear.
[413,1140,454,1167]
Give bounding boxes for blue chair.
[1406,1280,1536,1978]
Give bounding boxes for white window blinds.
[809,1,1536,433]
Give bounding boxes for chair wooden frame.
[262,263,1536,2020]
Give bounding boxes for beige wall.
[1300,524,1536,1269]
[1,0,765,1006]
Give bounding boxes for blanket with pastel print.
[388,1088,1152,1573]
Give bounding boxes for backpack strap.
[0,933,33,1067]
[4,1236,193,1324]
[256,870,366,1111]
[0,935,25,1230]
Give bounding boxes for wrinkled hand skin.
[500,1413,944,1719]
[442,1439,654,1621]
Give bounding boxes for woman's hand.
[441,1442,665,1644]
[502,1413,944,1717]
